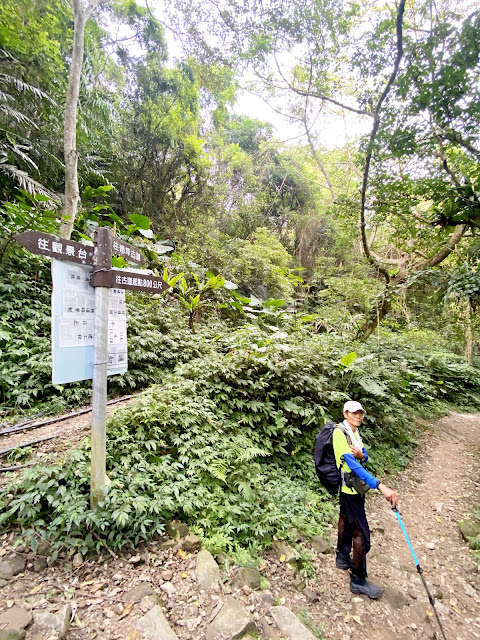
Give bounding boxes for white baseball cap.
[343,400,365,413]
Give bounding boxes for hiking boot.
[335,551,352,570]
[350,574,382,599]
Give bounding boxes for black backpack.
[314,422,348,495]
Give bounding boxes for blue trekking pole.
[392,507,447,640]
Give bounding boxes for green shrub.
[0,252,93,413]
[2,306,480,556]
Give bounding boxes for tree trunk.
[358,295,392,342]
[401,284,411,326]
[465,298,473,365]
[59,1,101,239]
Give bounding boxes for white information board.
[51,260,128,384]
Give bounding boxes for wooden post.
[90,227,111,508]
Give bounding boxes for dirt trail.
[0,399,134,471]
[0,411,479,640]
[312,411,480,640]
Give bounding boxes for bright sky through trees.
[144,0,371,148]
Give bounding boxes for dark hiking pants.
[337,492,371,579]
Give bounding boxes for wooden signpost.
[15,227,169,507]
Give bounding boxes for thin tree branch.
[367,227,377,249]
[272,47,373,118]
[301,63,336,202]
[412,211,435,225]
[359,0,406,284]
[440,132,480,157]
[285,86,374,118]
[370,251,407,266]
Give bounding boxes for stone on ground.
[374,553,391,564]
[458,519,480,540]
[271,541,296,564]
[256,590,275,606]
[180,534,202,552]
[32,604,71,639]
[141,594,161,612]
[159,539,178,550]
[434,601,451,617]
[136,605,179,640]
[292,576,306,591]
[165,520,189,539]
[0,631,26,640]
[269,606,318,640]
[310,536,332,554]
[423,624,436,639]
[302,587,319,603]
[33,557,48,573]
[122,582,155,603]
[0,607,32,631]
[408,604,430,625]
[206,596,256,640]
[0,554,26,579]
[160,582,177,596]
[231,567,262,590]
[35,539,50,556]
[196,549,221,591]
[258,615,281,640]
[383,585,410,609]
[367,629,397,640]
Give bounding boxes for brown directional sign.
[111,237,145,265]
[15,231,94,266]
[92,268,169,293]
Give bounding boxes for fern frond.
[0,73,56,105]
[0,159,51,196]
[10,144,38,170]
[0,89,13,104]
[209,460,228,482]
[0,103,38,128]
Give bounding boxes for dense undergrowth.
[2,324,480,559]
[2,228,480,561]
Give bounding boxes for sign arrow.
[111,238,145,265]
[91,268,170,293]
[15,231,94,266]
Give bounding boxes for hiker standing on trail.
[333,400,398,599]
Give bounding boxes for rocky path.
[0,411,479,640]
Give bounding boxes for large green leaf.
[340,351,357,367]
[129,214,151,230]
[155,244,174,254]
[263,298,285,308]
